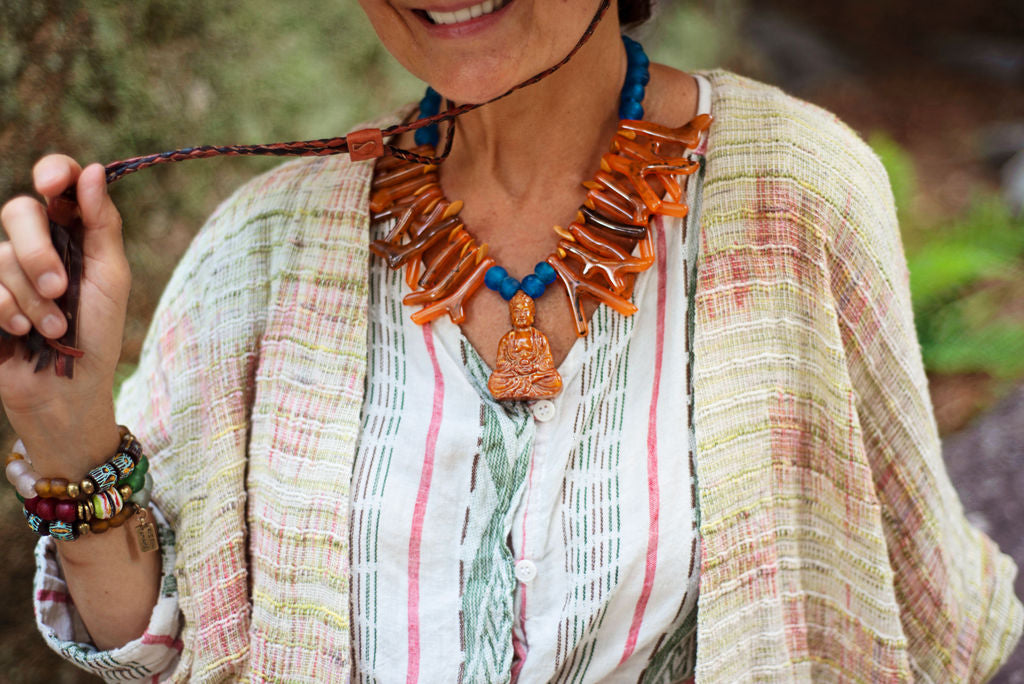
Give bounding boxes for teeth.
[426,0,506,25]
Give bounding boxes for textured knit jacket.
[107,70,1022,681]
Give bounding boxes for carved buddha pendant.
[487,291,563,401]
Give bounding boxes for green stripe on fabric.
[458,343,533,683]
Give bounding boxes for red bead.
[36,498,56,521]
[55,500,77,523]
[24,496,39,515]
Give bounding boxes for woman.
[2,0,1021,681]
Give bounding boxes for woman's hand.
[0,156,130,470]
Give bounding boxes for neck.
[442,16,627,201]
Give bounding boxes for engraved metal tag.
[134,508,159,553]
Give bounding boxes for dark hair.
[619,0,653,26]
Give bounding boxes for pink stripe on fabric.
[142,631,185,652]
[621,220,667,663]
[511,450,537,681]
[406,324,445,684]
[36,589,71,604]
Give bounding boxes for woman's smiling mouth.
[414,0,514,26]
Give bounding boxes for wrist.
[17,416,121,476]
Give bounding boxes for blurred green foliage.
[871,132,1024,379]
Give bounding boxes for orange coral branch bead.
[380,185,443,243]
[618,114,712,150]
[369,173,439,214]
[418,231,473,289]
[370,216,461,270]
[546,255,637,337]
[410,256,496,325]
[405,257,423,290]
[372,159,435,189]
[404,244,480,306]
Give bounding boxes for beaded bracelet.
[6,426,158,550]
[5,426,143,500]
[24,500,142,541]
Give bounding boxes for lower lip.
[415,0,516,38]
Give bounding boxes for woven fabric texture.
[35,70,1023,682]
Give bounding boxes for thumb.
[75,163,125,263]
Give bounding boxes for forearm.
[22,419,162,650]
[56,519,162,650]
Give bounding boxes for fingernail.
[41,314,64,338]
[11,315,30,333]
[38,272,62,296]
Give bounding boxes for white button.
[514,559,537,583]
[531,400,556,423]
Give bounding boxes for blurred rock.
[930,33,1024,84]
[1003,150,1024,215]
[979,122,1024,168]
[740,9,858,94]
[943,382,1024,681]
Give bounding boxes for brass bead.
[76,522,90,536]
[66,482,80,499]
[119,484,133,500]
[80,479,95,496]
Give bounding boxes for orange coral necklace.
[370,41,710,401]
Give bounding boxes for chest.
[346,212,700,682]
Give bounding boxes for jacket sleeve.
[827,136,1023,682]
[31,158,284,681]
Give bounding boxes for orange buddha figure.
[487,291,563,400]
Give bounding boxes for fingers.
[0,242,67,338]
[34,155,84,228]
[33,154,83,199]
[0,197,66,299]
[76,164,125,264]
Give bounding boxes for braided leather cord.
[3,0,613,377]
[105,0,611,181]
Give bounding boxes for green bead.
[135,455,149,477]
[124,468,146,494]
[15,493,24,503]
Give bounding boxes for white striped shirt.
[350,76,710,684]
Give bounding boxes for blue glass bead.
[422,87,442,110]
[627,65,650,86]
[620,99,644,121]
[521,274,545,299]
[414,126,440,147]
[534,261,556,285]
[485,266,508,291]
[498,276,520,301]
[621,81,645,103]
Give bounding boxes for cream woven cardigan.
[114,70,1022,682]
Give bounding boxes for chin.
[422,57,526,106]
